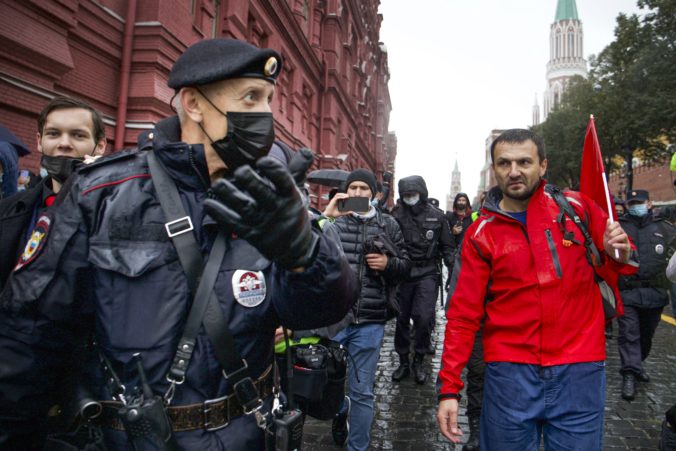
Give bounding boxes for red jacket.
[439,182,636,395]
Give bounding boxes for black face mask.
[40,154,85,185]
[210,111,275,170]
[197,89,275,171]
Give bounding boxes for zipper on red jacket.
[484,206,531,243]
[545,228,563,278]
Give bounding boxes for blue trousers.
[481,361,605,451]
[333,323,385,451]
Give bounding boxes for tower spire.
[555,0,579,21]
[543,0,586,120]
[447,155,462,211]
[532,93,540,126]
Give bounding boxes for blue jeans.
[333,323,385,451]
[481,361,605,451]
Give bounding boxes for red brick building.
[0,0,396,206]
[608,159,675,205]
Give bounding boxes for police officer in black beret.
[617,189,675,401]
[0,38,358,450]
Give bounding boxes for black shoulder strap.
[147,151,202,295]
[147,152,262,413]
[545,184,602,267]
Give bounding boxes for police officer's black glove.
[287,148,314,188]
[204,156,319,270]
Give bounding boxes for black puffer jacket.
[329,209,411,323]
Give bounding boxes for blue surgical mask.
[370,199,378,207]
[628,203,648,217]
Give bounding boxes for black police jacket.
[0,116,358,450]
[0,177,52,292]
[393,202,453,278]
[618,213,676,308]
[329,210,410,324]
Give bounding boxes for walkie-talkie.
[118,353,179,451]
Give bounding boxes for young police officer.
[0,97,106,290]
[0,38,357,450]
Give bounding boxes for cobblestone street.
[302,306,676,450]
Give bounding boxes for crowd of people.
[0,37,674,451]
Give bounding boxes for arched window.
[556,29,561,59]
[568,27,575,58]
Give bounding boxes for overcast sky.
[378,0,643,206]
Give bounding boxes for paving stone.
[301,305,676,449]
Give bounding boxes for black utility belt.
[97,365,273,433]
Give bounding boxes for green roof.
[555,0,579,21]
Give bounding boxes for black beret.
[168,38,283,89]
[626,189,649,203]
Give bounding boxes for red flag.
[579,115,624,318]
[580,116,617,221]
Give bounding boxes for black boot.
[637,371,650,383]
[392,354,410,382]
[622,373,636,401]
[412,353,427,384]
[463,416,481,451]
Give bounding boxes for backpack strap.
[544,184,603,267]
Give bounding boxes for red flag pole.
[588,114,619,258]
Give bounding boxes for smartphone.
[20,170,29,179]
[338,197,370,212]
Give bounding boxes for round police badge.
[425,230,434,240]
[232,270,267,307]
[264,57,278,77]
[14,215,51,272]
[655,244,664,255]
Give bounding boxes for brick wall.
[0,0,396,205]
[608,161,675,203]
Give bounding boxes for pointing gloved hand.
[204,156,319,270]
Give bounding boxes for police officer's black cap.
[626,189,649,203]
[168,38,282,89]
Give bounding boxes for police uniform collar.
[141,116,211,192]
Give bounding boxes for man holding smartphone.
[321,168,411,451]
[0,97,106,290]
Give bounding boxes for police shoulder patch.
[232,270,267,307]
[15,215,51,272]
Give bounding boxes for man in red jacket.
[436,129,635,450]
